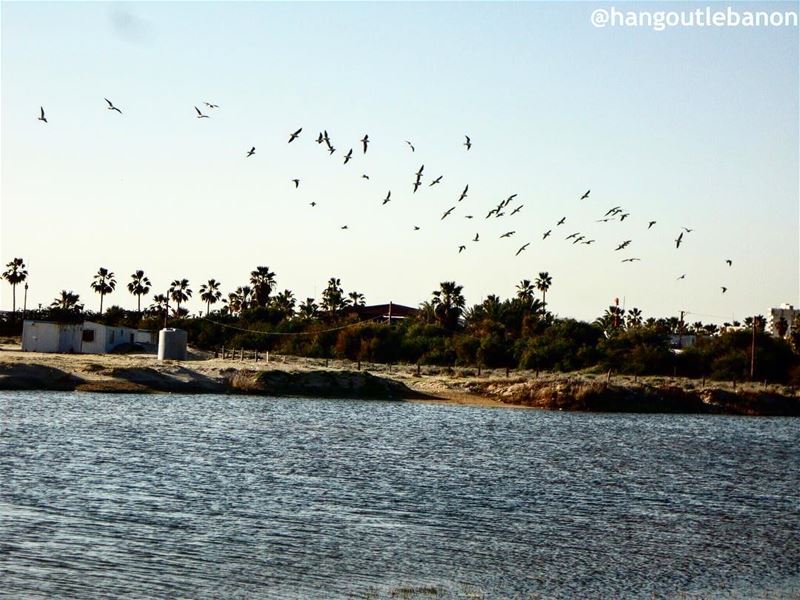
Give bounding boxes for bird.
[429,176,443,187]
[565,232,580,240]
[721,286,728,293]
[288,128,302,143]
[413,179,422,193]
[583,239,596,245]
[458,185,469,202]
[726,259,732,266]
[105,98,122,113]
[194,106,209,118]
[292,179,300,188]
[328,146,336,155]
[382,191,391,205]
[485,209,496,219]
[580,189,590,200]
[405,140,415,152]
[615,240,632,251]
[413,226,420,231]
[416,164,424,178]
[464,215,474,219]
[323,130,331,146]
[596,218,612,223]
[515,243,529,256]
[361,174,370,180]
[510,205,523,216]
[341,225,349,230]
[619,213,630,221]
[648,221,657,229]
[464,135,472,150]
[556,217,566,226]
[310,202,317,207]
[621,257,641,263]
[316,132,325,144]
[500,231,515,238]
[473,233,479,242]
[343,149,353,164]
[361,134,369,154]
[572,236,586,244]
[682,227,693,233]
[677,274,686,280]
[605,206,622,216]
[203,102,219,109]
[675,232,684,248]
[543,230,552,239]
[458,245,466,253]
[246,147,256,157]
[38,107,47,123]
[504,194,518,206]
[441,206,455,220]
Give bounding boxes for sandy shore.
[1,344,798,415]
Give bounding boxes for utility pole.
[750,315,756,380]
[678,310,685,349]
[23,283,28,318]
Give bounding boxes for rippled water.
[1,392,798,599]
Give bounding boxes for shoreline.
[1,347,798,415]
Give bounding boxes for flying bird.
[328,146,336,155]
[310,202,316,207]
[473,233,479,242]
[500,231,516,238]
[458,185,469,202]
[316,132,324,144]
[204,102,219,109]
[572,236,586,244]
[510,205,523,216]
[726,259,732,266]
[565,232,580,240]
[288,128,303,143]
[382,191,391,205]
[194,106,209,118]
[515,243,529,256]
[458,245,466,253]
[464,135,472,150]
[429,176,443,187]
[361,134,369,154]
[361,174,370,180]
[605,206,622,216]
[291,178,300,188]
[721,286,727,293]
[416,164,424,178]
[38,107,47,123]
[580,189,590,200]
[441,206,455,220]
[341,225,349,230]
[615,240,632,251]
[621,257,641,263]
[677,274,686,280]
[413,179,422,193]
[343,149,353,164]
[682,227,694,233]
[543,230,552,239]
[413,226,420,231]
[105,98,122,113]
[619,213,630,221]
[464,215,474,219]
[405,140,415,152]
[556,217,566,226]
[246,147,256,157]
[647,221,657,229]
[583,239,596,245]
[675,232,684,248]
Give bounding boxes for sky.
[1,1,798,323]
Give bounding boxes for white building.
[768,303,799,338]
[22,320,155,354]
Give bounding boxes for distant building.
[21,320,155,354]
[349,302,419,324]
[669,334,696,349]
[768,303,799,338]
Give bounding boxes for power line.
[201,315,384,336]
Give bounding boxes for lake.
[1,391,798,598]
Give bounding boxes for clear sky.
[2,1,798,323]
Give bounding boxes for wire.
[201,315,385,336]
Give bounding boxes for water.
[1,391,798,599]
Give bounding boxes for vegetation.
[2,258,28,314]
[2,259,798,384]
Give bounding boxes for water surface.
[1,392,798,598]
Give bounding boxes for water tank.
[158,328,187,360]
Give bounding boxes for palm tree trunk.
[542,290,546,316]
[100,293,104,314]
[137,294,142,314]
[206,301,210,316]
[12,284,16,314]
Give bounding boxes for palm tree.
[50,290,83,312]
[298,297,319,320]
[272,289,296,318]
[127,270,151,314]
[168,278,192,316]
[347,291,366,307]
[149,293,169,318]
[515,279,535,307]
[535,272,552,315]
[199,279,222,315]
[250,266,276,307]
[90,267,116,314]
[626,307,643,328]
[431,281,465,330]
[2,258,28,314]
[322,277,346,314]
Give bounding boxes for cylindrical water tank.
[158,328,188,360]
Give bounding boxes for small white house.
[22,320,156,354]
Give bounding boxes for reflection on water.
[1,392,798,598]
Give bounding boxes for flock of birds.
[35,99,735,296]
